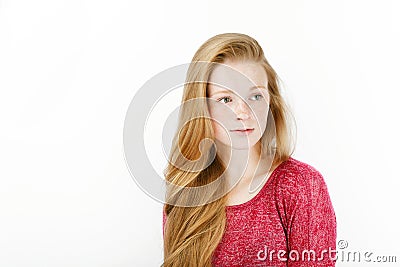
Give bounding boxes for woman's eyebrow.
[249,85,267,90]
[210,85,267,96]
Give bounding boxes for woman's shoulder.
[273,156,327,191]
[282,156,323,176]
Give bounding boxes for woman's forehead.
[208,61,268,94]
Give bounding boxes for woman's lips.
[230,128,255,135]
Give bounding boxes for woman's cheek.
[212,120,230,143]
[251,104,268,122]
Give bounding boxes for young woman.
[162,33,336,266]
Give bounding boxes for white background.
[1,0,399,266]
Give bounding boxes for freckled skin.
[207,60,270,150]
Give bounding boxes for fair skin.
[207,59,278,205]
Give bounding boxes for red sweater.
[163,157,337,266]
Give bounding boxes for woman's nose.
[235,100,251,120]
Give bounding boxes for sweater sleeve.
[162,207,167,240]
[274,166,337,266]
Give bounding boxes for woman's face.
[207,60,270,150]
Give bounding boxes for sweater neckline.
[225,157,291,210]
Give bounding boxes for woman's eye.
[250,94,263,101]
[217,96,232,104]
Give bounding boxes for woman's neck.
[216,141,273,187]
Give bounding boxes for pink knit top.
[163,157,337,266]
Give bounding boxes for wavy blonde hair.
[162,33,296,266]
